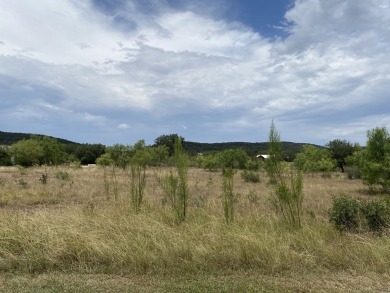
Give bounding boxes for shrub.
[345,166,361,180]
[329,196,360,231]
[156,137,188,223]
[241,170,260,183]
[56,171,70,181]
[361,200,389,233]
[266,122,304,229]
[39,173,48,185]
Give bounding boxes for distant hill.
[184,141,320,160]
[0,131,78,146]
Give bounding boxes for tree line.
[1,128,390,192]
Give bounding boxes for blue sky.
[1,0,389,146]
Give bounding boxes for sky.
[0,0,389,146]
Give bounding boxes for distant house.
[256,154,270,160]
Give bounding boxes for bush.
[361,200,389,233]
[345,166,361,180]
[329,196,360,231]
[56,171,70,181]
[241,170,260,183]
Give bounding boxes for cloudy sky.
[1,0,389,146]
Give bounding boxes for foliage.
[326,139,356,173]
[266,121,304,229]
[129,140,149,212]
[222,168,235,224]
[197,153,221,171]
[156,137,189,223]
[219,148,250,169]
[39,173,48,185]
[294,145,337,172]
[8,139,44,167]
[345,166,362,180]
[351,127,390,192]
[329,196,360,231]
[66,143,106,165]
[31,135,67,166]
[198,149,250,171]
[106,144,133,169]
[0,146,12,166]
[56,171,70,181]
[361,200,389,233]
[96,153,113,200]
[241,170,260,183]
[329,196,390,233]
[154,134,185,156]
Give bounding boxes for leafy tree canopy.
[294,145,337,172]
[325,139,356,172]
[8,139,44,167]
[154,134,185,156]
[351,127,390,191]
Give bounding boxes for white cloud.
[0,0,389,145]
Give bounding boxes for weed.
[345,166,361,180]
[241,170,260,183]
[39,173,48,185]
[130,164,146,212]
[156,138,189,223]
[56,171,70,181]
[222,167,235,224]
[266,122,304,229]
[18,179,28,188]
[247,190,259,205]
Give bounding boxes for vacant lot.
[0,166,389,292]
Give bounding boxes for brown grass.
[0,166,389,292]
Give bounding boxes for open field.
[0,166,389,292]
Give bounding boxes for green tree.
[294,145,336,172]
[69,143,106,165]
[0,146,12,166]
[353,127,390,192]
[219,148,250,169]
[8,139,44,167]
[106,144,133,169]
[154,134,185,156]
[31,135,67,166]
[326,139,356,172]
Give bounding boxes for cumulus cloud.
[0,0,389,145]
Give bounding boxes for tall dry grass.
[0,166,388,276]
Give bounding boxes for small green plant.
[0,178,5,187]
[329,196,360,231]
[247,190,259,205]
[18,179,28,188]
[39,173,48,185]
[241,170,260,183]
[222,167,235,224]
[56,171,70,181]
[361,200,389,233]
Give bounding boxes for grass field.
[0,165,389,292]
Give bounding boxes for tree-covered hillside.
[0,131,77,146]
[184,141,316,161]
